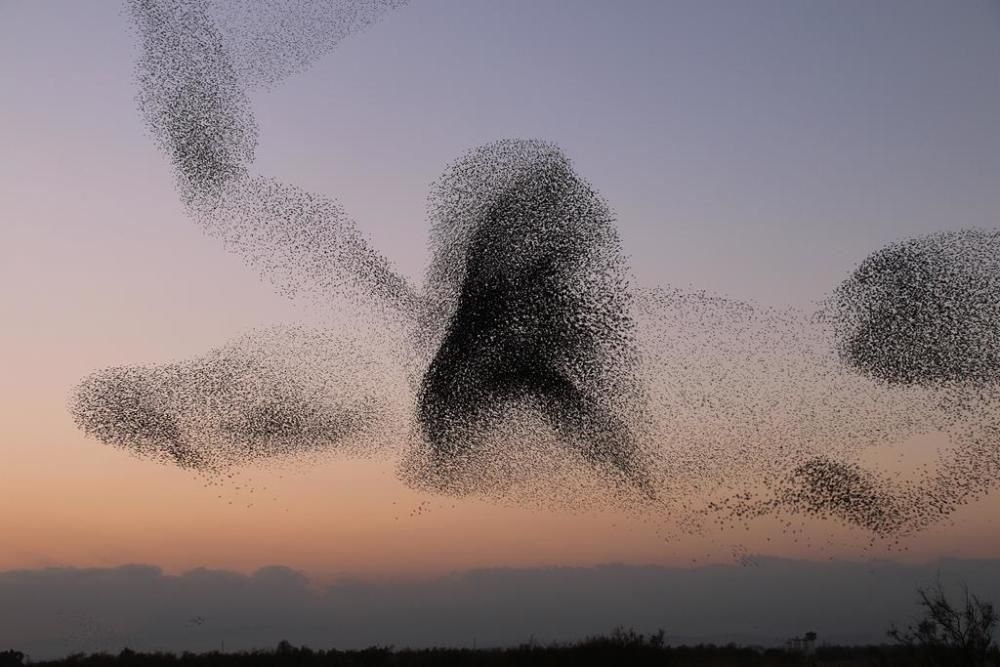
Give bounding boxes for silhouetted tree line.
[0,635,821,667]
[4,585,997,667]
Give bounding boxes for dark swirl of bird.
[69,0,1000,544]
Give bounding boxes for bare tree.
[889,582,999,667]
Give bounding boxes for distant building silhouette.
[785,631,817,655]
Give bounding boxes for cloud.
[3,558,1000,659]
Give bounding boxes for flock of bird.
[71,0,1000,543]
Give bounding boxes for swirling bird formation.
[71,0,1000,542]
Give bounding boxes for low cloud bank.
[3,558,1000,659]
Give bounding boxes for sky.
[2,0,1000,653]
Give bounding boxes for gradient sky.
[3,0,1000,587]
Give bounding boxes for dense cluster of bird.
[129,0,418,312]
[70,0,1000,544]
[72,327,410,472]
[407,140,652,497]
[828,228,1000,387]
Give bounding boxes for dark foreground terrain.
[5,630,999,667]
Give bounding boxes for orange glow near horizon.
[4,384,1000,583]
